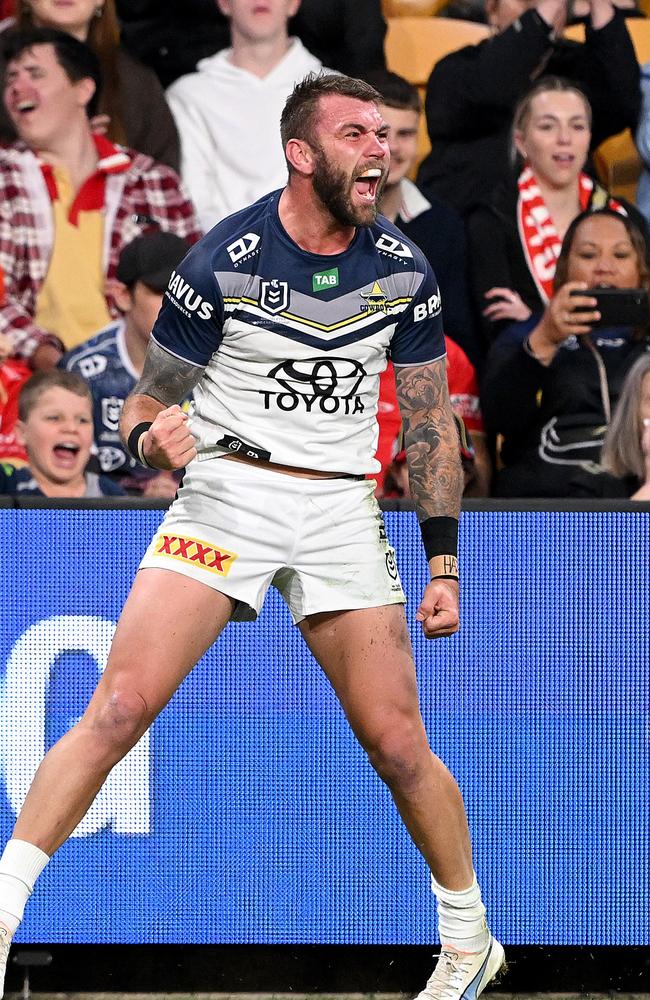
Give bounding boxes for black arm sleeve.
[578,10,641,146]
[424,10,553,143]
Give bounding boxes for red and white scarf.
[517,165,626,304]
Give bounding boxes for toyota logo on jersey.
[259,357,367,415]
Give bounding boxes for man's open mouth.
[354,168,382,202]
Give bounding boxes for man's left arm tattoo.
[394,357,463,522]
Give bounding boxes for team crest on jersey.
[359,281,398,315]
[375,233,413,260]
[101,396,124,432]
[259,279,290,315]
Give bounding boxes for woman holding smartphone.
[467,76,646,344]
[481,208,650,496]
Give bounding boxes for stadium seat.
[381,0,447,16]
[384,16,490,86]
[385,16,490,172]
[562,18,650,200]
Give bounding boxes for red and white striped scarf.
[517,165,625,304]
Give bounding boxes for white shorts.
[139,457,406,623]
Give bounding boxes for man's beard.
[311,146,383,228]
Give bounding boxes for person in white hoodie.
[166,0,330,231]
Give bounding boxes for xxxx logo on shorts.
[153,533,237,576]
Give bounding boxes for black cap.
[116,232,189,292]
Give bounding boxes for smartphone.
[569,287,650,328]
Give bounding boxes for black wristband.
[126,421,153,468]
[419,516,458,563]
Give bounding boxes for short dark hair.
[280,72,382,162]
[2,28,102,119]
[362,70,421,114]
[18,369,92,422]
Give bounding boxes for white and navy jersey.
[152,189,445,473]
[60,321,139,477]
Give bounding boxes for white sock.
[431,872,490,953]
[0,840,50,936]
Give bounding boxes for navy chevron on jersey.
[152,189,445,473]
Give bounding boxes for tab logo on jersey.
[101,396,123,432]
[312,267,339,292]
[413,290,442,322]
[259,357,366,415]
[153,533,238,577]
[167,272,215,320]
[259,279,290,315]
[226,232,261,266]
[376,233,413,259]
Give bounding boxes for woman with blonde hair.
[467,76,646,343]
[0,0,179,169]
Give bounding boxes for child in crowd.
[0,370,125,497]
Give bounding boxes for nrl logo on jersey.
[375,233,413,260]
[226,231,261,267]
[259,279,290,315]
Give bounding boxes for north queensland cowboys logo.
[259,279,290,314]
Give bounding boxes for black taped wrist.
[420,516,458,568]
[126,421,154,468]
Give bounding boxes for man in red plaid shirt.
[0,27,201,370]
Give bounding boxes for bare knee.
[362,716,430,793]
[81,687,150,764]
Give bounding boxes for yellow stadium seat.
[564,16,650,61]
[384,16,490,175]
[384,16,490,87]
[382,0,446,15]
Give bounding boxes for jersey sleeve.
[151,242,225,367]
[390,262,446,368]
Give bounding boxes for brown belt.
[220,452,363,480]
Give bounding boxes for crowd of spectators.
[0,0,649,502]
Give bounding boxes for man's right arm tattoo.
[133,340,205,406]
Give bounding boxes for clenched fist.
[141,405,197,470]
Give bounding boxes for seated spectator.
[60,231,188,497]
[417,0,641,216]
[166,0,330,230]
[468,77,645,343]
[572,353,650,496]
[368,69,483,367]
[115,0,385,90]
[0,28,200,370]
[0,369,125,496]
[481,208,650,496]
[0,0,180,170]
[373,338,491,497]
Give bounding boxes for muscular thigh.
[299,604,422,733]
[87,567,235,721]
